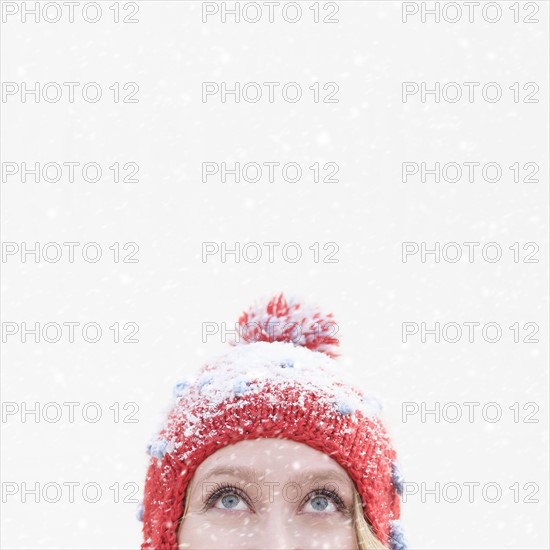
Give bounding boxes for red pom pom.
[236,293,340,358]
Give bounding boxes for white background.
[1,1,548,549]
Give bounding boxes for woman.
[140,294,406,549]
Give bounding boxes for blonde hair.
[352,487,389,550]
[179,483,388,550]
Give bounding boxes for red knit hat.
[140,294,406,549]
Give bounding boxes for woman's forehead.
[191,439,353,488]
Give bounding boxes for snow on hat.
[140,293,405,549]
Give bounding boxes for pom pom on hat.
[234,293,340,358]
[391,460,405,496]
[389,520,408,550]
[136,501,144,522]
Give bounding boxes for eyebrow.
[197,466,260,486]
[196,466,352,491]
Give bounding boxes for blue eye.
[218,493,245,510]
[302,488,345,514]
[203,483,349,516]
[309,495,332,512]
[205,483,251,512]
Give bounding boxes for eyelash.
[203,482,251,511]
[303,485,348,513]
[203,482,349,514]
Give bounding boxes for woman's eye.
[211,490,249,511]
[303,493,339,514]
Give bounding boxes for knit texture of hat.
[140,294,406,549]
